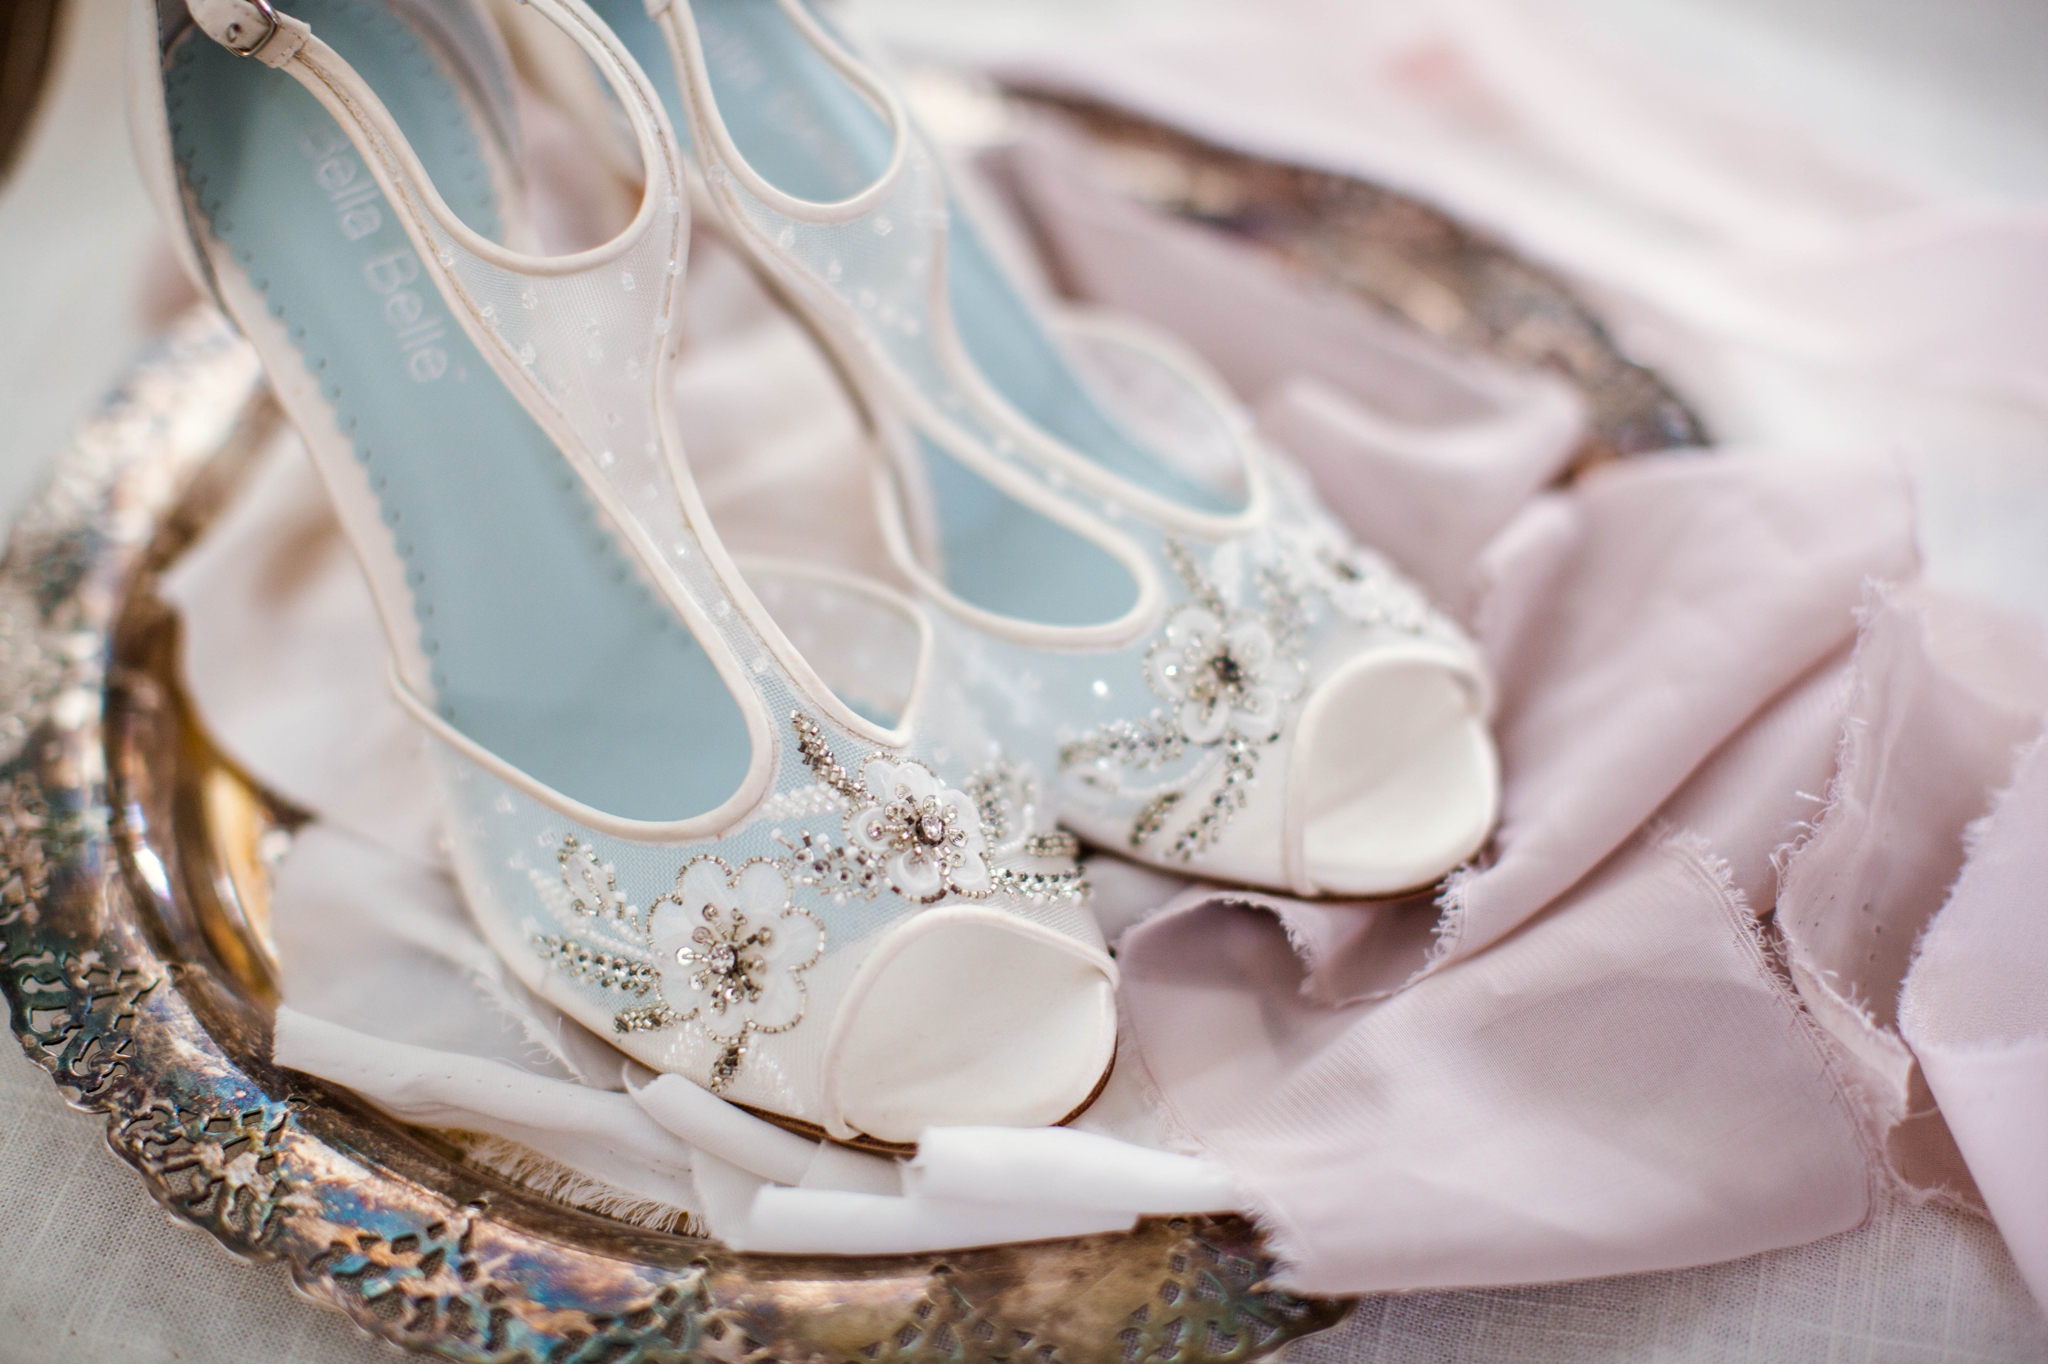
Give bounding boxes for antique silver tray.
[0,100,1698,1363]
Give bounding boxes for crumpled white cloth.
[275,1004,701,1212]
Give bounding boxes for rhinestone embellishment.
[847,757,994,903]
[527,716,1083,1093]
[676,905,773,1014]
[874,791,964,877]
[642,856,823,1090]
[1147,607,1302,745]
[533,845,822,1093]
[1061,538,1308,861]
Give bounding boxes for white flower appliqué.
[647,857,822,1046]
[1146,607,1305,744]
[846,757,993,902]
[1058,540,1318,861]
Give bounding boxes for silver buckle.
[220,0,280,57]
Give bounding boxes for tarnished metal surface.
[0,308,1349,1361]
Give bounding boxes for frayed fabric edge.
[1657,824,1889,1230]
[1957,723,2048,868]
[1770,580,2037,1211]
[452,1130,702,1235]
[1900,719,2048,1051]
[1766,579,1897,893]
[1653,823,1752,917]
[1742,582,1914,1188]
[1425,862,1471,975]
[1418,580,1895,999]
[1226,821,1884,1295]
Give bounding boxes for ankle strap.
[188,0,310,66]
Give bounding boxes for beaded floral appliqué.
[846,757,992,902]
[534,838,821,1092]
[791,712,1009,904]
[1061,541,1308,860]
[790,720,1086,906]
[634,856,823,1091]
[1059,530,1446,859]
[531,717,1083,1091]
[1147,605,1303,745]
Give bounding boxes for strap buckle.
[215,0,280,57]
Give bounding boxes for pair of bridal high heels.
[137,0,1499,1148]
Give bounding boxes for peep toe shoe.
[136,0,1116,1146]
[590,0,1502,897]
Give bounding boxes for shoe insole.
[168,0,752,822]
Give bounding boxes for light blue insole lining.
[703,1,1237,520]
[686,0,1239,521]
[167,0,751,822]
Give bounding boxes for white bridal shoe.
[589,0,1503,897]
[134,0,1116,1146]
